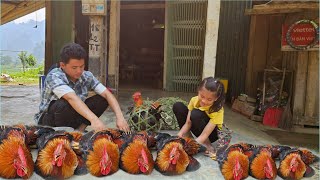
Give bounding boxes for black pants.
[38,95,109,129]
[173,102,218,143]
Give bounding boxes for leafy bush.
[1,65,44,84]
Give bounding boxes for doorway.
[119,1,165,89]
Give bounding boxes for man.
[34,43,130,133]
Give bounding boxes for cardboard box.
[231,99,242,112]
[251,115,263,122]
[232,98,256,117]
[242,103,256,117]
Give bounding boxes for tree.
[18,51,27,72]
[18,51,37,72]
[26,54,37,67]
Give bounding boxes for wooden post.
[44,1,52,74]
[163,1,169,90]
[108,0,120,94]
[88,16,105,84]
[304,51,319,118]
[292,52,308,124]
[81,0,107,85]
[245,15,257,96]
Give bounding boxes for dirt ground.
[0,85,319,180]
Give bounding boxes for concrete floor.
[0,85,318,180]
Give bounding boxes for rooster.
[69,131,88,175]
[176,137,206,156]
[155,136,200,175]
[35,130,78,179]
[216,144,249,180]
[278,148,318,179]
[13,124,55,148]
[0,126,34,179]
[78,129,120,177]
[145,131,205,156]
[267,145,292,159]
[278,148,307,179]
[117,132,154,175]
[248,146,277,179]
[127,92,162,131]
[299,148,319,166]
[299,148,319,178]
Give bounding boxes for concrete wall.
[202,0,220,78]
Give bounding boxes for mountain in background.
[0,20,45,65]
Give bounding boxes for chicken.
[127,92,162,131]
[79,129,120,177]
[132,91,143,107]
[135,131,174,150]
[118,132,154,174]
[0,126,23,140]
[182,137,207,156]
[300,148,319,166]
[216,144,249,180]
[155,136,200,175]
[268,145,291,159]
[13,124,55,148]
[144,131,205,156]
[249,146,277,179]
[35,130,78,179]
[278,148,307,180]
[0,126,34,179]
[68,131,89,175]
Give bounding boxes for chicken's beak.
[52,142,66,166]
[21,166,28,176]
[290,155,299,172]
[169,145,180,165]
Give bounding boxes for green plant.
[0,65,44,84]
[17,51,37,72]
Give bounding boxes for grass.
[1,65,44,85]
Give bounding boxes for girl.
[173,77,225,156]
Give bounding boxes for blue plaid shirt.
[34,68,102,123]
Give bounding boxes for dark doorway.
[119,2,165,89]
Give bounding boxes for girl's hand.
[177,131,184,138]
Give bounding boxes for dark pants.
[38,95,109,129]
[173,102,218,143]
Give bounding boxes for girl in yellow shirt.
[173,77,225,156]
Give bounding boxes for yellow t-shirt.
[187,96,224,129]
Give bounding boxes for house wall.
[215,0,252,101]
[245,11,319,126]
[45,1,75,74]
[202,0,220,78]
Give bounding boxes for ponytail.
[210,79,225,112]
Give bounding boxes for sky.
[13,8,45,24]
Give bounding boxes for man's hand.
[116,117,131,134]
[91,119,107,131]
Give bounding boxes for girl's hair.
[198,77,225,113]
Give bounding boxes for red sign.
[281,22,319,51]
